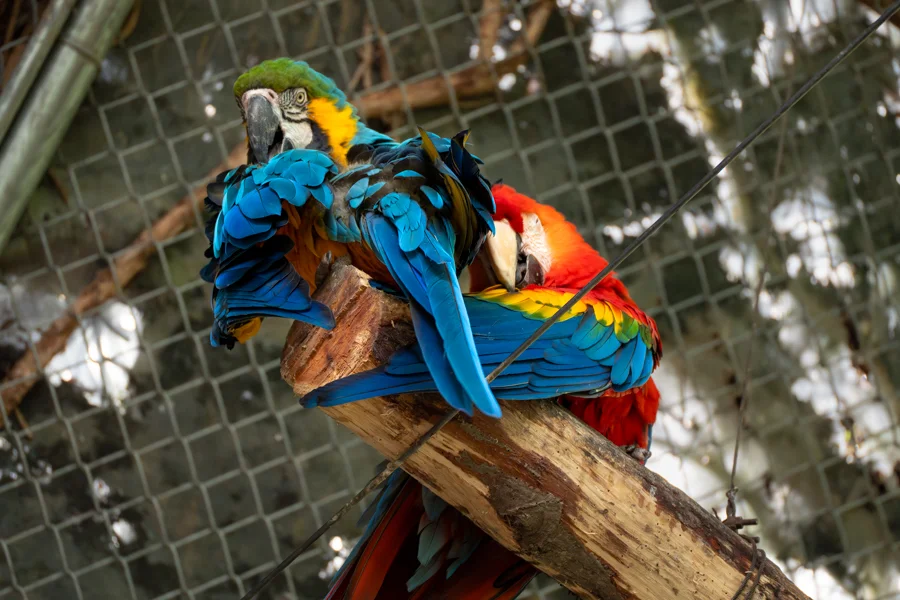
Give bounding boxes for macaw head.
[233,59,361,166]
[481,184,614,291]
[480,183,661,355]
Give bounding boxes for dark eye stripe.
[282,106,308,118]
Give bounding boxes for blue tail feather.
[361,214,500,417]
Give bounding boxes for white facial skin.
[241,87,313,156]
[518,212,551,275]
[483,212,551,291]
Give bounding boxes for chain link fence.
[2,0,900,598]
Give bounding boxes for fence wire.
[2,0,900,599]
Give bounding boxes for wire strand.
[727,88,792,515]
[242,3,900,597]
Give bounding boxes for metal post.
[0,0,136,254]
[0,0,79,143]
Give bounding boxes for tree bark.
[280,264,810,600]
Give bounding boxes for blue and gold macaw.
[200,59,501,416]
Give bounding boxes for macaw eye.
[295,88,308,106]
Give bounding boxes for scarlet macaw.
[200,59,501,416]
[319,184,662,599]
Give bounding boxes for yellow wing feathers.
[476,287,587,322]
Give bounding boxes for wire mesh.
[2,0,900,598]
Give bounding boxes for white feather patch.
[281,118,313,150]
[520,212,552,274]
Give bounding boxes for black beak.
[516,254,545,287]
[246,95,281,164]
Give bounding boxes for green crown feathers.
[233,58,351,110]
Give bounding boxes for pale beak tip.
[485,220,518,292]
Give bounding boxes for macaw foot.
[314,251,352,289]
[623,445,651,464]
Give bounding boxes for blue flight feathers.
[200,149,343,348]
[361,215,500,417]
[301,292,655,408]
[205,237,334,348]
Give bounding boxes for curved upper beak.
[245,94,281,164]
[484,219,518,291]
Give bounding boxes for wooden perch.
[281,264,811,600]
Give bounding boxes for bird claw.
[314,251,352,289]
[314,251,333,289]
[624,445,651,463]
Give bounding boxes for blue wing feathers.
[394,169,425,179]
[420,185,444,209]
[628,337,648,381]
[582,327,621,361]
[361,214,500,417]
[610,339,637,387]
[346,177,369,208]
[209,254,335,348]
[202,148,353,348]
[309,183,334,206]
[365,181,385,198]
[213,150,339,258]
[302,293,653,408]
[409,302,474,415]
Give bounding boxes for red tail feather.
[330,477,535,599]
[409,539,535,600]
[331,478,423,600]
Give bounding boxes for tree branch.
[281,264,811,600]
[478,0,505,60]
[355,0,553,119]
[859,0,900,28]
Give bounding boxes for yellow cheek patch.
[307,98,358,167]
[233,318,262,343]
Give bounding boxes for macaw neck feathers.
[308,98,358,167]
